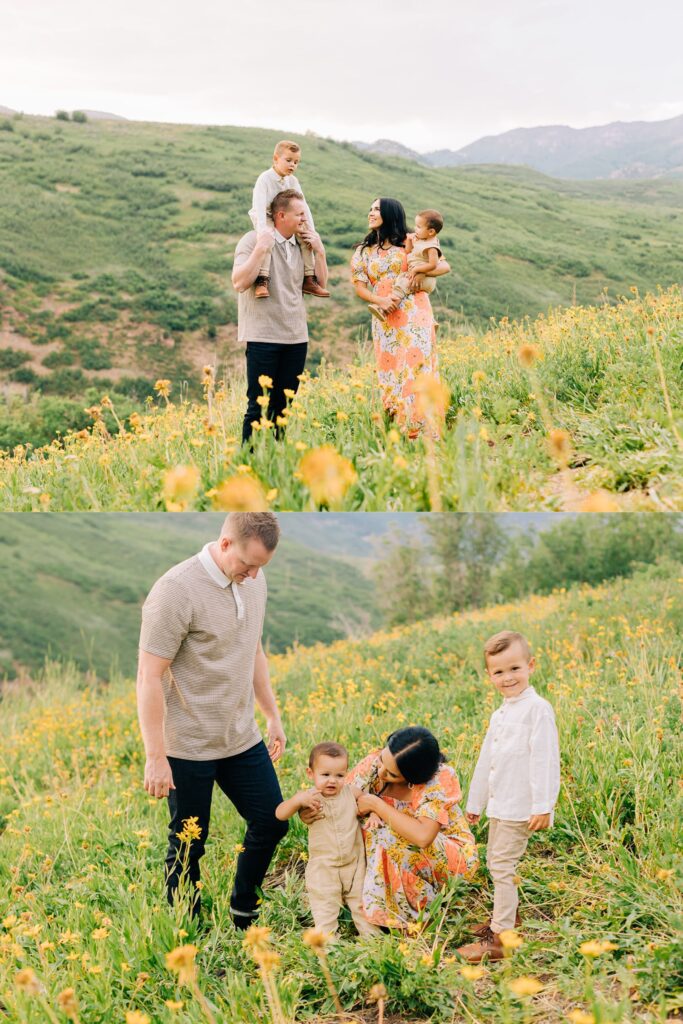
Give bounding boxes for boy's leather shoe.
[302,275,330,297]
[469,911,521,938]
[254,276,270,298]
[456,927,505,963]
[367,303,387,323]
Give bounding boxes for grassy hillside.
[1,569,681,1022]
[0,514,380,678]
[0,113,682,446]
[1,287,680,511]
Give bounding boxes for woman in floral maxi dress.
[347,727,478,929]
[350,198,450,434]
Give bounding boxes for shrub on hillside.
[55,110,70,121]
[0,349,30,370]
[71,110,88,123]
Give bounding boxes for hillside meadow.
[1,112,682,451]
[1,569,681,1023]
[0,287,680,511]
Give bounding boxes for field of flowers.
[1,568,681,1023]
[0,287,681,512]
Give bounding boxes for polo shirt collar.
[274,228,297,246]
[198,543,231,588]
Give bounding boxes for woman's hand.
[374,295,398,314]
[356,792,382,816]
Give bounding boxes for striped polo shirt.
[235,230,308,345]
[140,545,266,760]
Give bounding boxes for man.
[232,188,329,444]
[137,512,287,928]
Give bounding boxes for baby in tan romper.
[276,742,378,938]
[368,208,444,323]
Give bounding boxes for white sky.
[2,0,682,151]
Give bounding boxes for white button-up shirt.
[249,167,315,231]
[466,686,560,822]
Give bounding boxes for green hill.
[0,114,682,448]
[0,513,381,678]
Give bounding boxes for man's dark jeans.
[242,341,308,443]
[165,741,287,925]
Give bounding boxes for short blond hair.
[484,630,531,665]
[222,513,280,551]
[274,140,301,157]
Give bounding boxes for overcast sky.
[2,0,682,151]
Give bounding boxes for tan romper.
[305,786,378,937]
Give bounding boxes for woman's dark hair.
[386,726,444,785]
[358,197,408,253]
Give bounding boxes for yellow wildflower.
[210,475,268,511]
[460,964,486,981]
[258,375,273,389]
[176,817,202,842]
[508,976,543,996]
[153,379,171,399]
[302,928,331,949]
[56,988,79,1019]
[14,968,43,995]
[499,929,523,951]
[165,944,198,986]
[567,1011,595,1024]
[299,446,357,508]
[518,343,540,367]
[162,464,200,512]
[579,939,617,957]
[125,1012,150,1024]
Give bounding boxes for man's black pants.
[165,741,287,924]
[242,341,308,443]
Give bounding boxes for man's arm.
[231,232,275,292]
[137,649,175,799]
[253,641,286,761]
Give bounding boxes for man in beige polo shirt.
[232,188,329,444]
[137,512,288,927]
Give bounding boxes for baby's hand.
[466,812,480,825]
[404,233,415,252]
[363,812,383,831]
[300,789,323,812]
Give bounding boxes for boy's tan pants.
[306,857,379,937]
[256,215,315,278]
[487,818,530,933]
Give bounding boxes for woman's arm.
[357,793,440,849]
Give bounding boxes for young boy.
[249,140,329,299]
[276,742,378,938]
[368,208,444,323]
[457,630,560,963]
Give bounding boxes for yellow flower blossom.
[210,475,268,511]
[165,944,198,986]
[299,446,356,508]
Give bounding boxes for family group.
[232,140,449,442]
[137,513,560,964]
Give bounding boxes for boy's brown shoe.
[367,303,388,323]
[254,276,270,298]
[456,928,505,963]
[469,911,521,938]
[302,275,330,298]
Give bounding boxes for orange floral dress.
[347,751,479,929]
[350,244,439,431]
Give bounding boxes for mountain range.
[353,113,683,180]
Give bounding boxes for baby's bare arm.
[276,788,322,821]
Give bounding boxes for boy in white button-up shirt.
[249,140,329,300]
[457,630,560,963]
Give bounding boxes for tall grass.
[0,287,681,511]
[1,570,681,1021]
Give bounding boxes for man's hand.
[144,754,175,800]
[527,813,551,832]
[256,227,276,253]
[466,812,481,825]
[299,801,325,825]
[266,719,287,762]
[299,228,324,255]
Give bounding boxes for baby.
[249,139,329,299]
[276,742,378,938]
[457,630,560,963]
[368,208,444,323]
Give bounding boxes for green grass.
[1,287,680,511]
[0,514,379,678]
[1,568,681,1022]
[0,113,682,448]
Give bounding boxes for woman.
[347,726,478,929]
[350,199,450,435]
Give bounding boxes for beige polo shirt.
[234,230,308,345]
[140,544,266,760]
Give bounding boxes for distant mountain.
[352,138,427,165]
[0,106,16,116]
[78,110,127,121]
[356,114,683,180]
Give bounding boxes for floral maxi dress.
[347,751,479,929]
[350,244,439,432]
